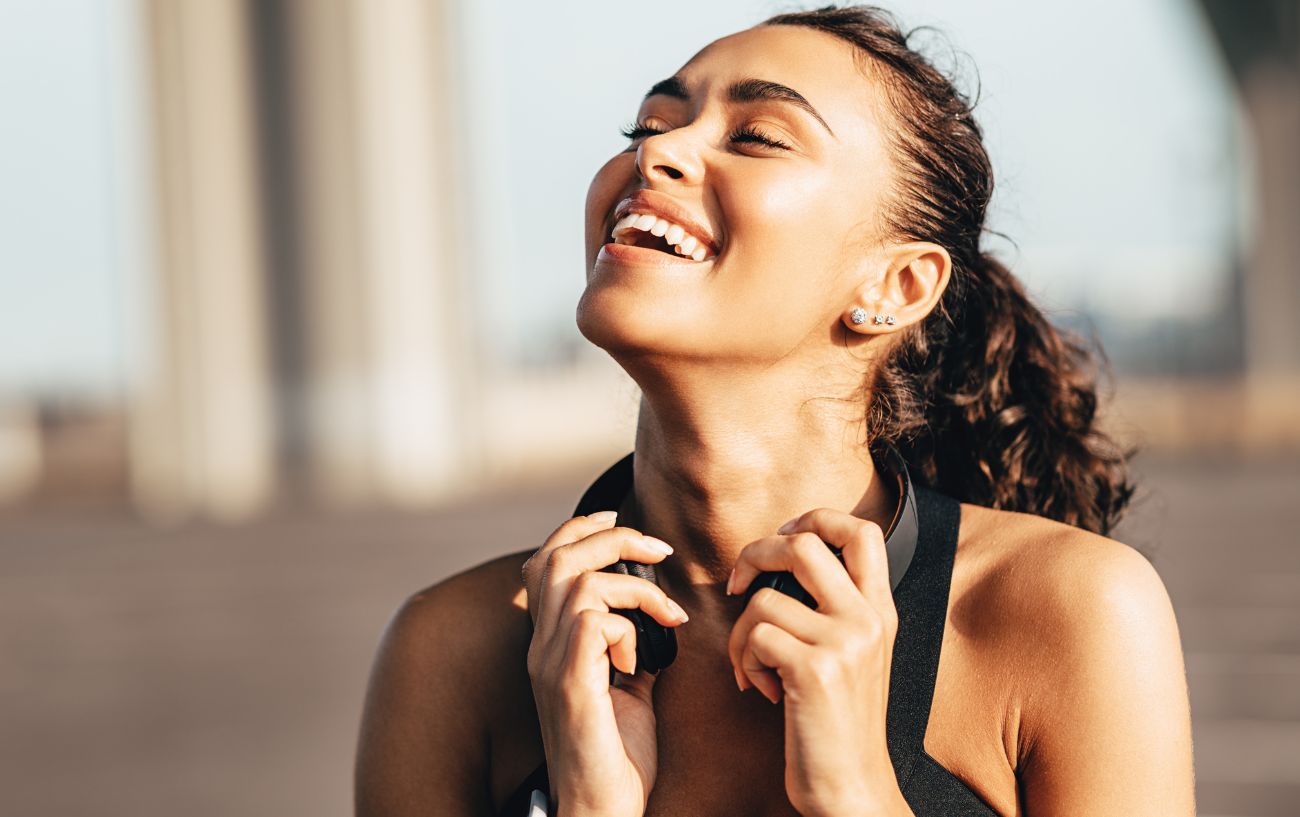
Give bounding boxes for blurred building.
[124,0,634,521]
[0,0,1297,521]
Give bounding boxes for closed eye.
[618,121,791,151]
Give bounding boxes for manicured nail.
[734,667,746,691]
[777,519,797,534]
[667,598,689,622]
[644,536,673,555]
[588,510,618,523]
[725,567,736,595]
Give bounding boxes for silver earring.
[873,314,896,325]
[849,307,867,325]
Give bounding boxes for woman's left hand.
[725,508,912,817]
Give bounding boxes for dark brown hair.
[765,4,1137,535]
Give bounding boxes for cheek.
[584,156,633,250]
[719,167,848,303]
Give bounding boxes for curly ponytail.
[765,4,1137,535]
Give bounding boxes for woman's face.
[579,24,896,366]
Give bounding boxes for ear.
[843,242,951,333]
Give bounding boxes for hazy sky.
[0,0,1240,395]
[0,0,138,399]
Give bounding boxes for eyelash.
[618,120,792,151]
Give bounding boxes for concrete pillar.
[131,0,276,521]
[341,0,482,506]
[1197,0,1300,378]
[263,0,483,508]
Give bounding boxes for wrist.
[803,778,913,817]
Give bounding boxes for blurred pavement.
[1,452,1297,817]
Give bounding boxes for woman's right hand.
[521,511,690,817]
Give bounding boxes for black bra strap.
[884,484,962,785]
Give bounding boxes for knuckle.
[751,587,783,612]
[856,521,884,546]
[807,653,841,685]
[574,607,603,633]
[791,532,824,560]
[858,615,885,641]
[602,525,631,543]
[546,544,571,571]
[837,629,869,657]
[570,570,598,595]
[805,507,831,524]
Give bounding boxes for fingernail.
[777,518,797,534]
[644,536,673,555]
[667,599,689,622]
[588,510,618,523]
[734,667,746,691]
[725,567,736,595]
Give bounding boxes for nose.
[635,128,703,185]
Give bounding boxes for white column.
[349,0,480,506]
[130,0,275,521]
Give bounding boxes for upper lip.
[609,189,720,255]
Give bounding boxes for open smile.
[604,189,722,265]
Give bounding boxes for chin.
[575,281,703,363]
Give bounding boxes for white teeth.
[609,211,716,261]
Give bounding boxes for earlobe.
[842,242,950,334]
[845,305,897,331]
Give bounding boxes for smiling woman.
[355,5,1195,817]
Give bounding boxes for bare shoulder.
[949,501,1194,811]
[355,548,538,817]
[387,548,536,668]
[953,500,1175,647]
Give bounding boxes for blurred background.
[0,0,1296,814]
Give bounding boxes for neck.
[613,358,897,615]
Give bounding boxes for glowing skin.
[355,23,1195,817]
[577,22,948,637]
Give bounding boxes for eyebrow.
[643,75,836,138]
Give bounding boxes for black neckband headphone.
[572,442,920,681]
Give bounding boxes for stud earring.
[849,307,868,325]
[873,314,897,326]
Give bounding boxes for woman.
[354,5,1196,816]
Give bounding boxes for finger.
[523,512,622,622]
[562,570,689,631]
[534,525,674,637]
[728,586,824,686]
[562,608,638,692]
[835,514,893,612]
[728,530,861,614]
[741,621,808,704]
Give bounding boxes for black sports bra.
[500,451,999,816]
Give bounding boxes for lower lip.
[597,242,714,268]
